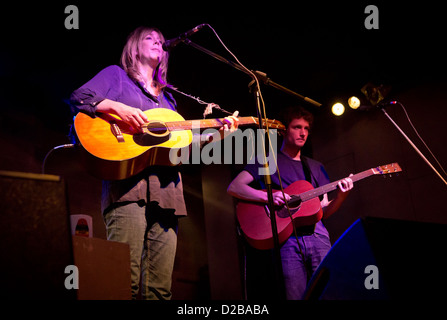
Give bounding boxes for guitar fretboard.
[287,169,375,207]
[300,169,374,202]
[163,117,284,131]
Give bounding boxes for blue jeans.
[243,232,331,300]
[280,233,331,300]
[104,201,178,300]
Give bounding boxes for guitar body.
[74,108,285,180]
[236,180,323,250]
[74,108,192,180]
[235,162,402,250]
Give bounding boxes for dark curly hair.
[279,106,314,130]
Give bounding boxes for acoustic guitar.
[74,108,284,180]
[236,163,402,250]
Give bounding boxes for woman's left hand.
[221,111,239,133]
[205,111,239,143]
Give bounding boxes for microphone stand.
[182,38,321,299]
[380,103,447,186]
[183,39,322,107]
[250,82,286,300]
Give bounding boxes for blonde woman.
[70,26,238,299]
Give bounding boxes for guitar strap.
[301,156,318,187]
[301,156,323,201]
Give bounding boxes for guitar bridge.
[110,122,125,143]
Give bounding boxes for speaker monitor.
[72,236,131,300]
[0,171,75,299]
[304,216,447,300]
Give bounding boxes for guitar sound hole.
[146,122,168,136]
[133,132,170,146]
[276,206,300,218]
[276,196,301,218]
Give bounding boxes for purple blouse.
[70,65,187,216]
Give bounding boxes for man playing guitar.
[227,106,353,300]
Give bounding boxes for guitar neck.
[165,117,284,131]
[298,169,375,202]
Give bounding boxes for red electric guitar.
[236,163,402,250]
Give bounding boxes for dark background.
[1,1,446,299]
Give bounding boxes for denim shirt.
[70,65,187,215]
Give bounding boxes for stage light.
[331,103,345,116]
[348,96,361,109]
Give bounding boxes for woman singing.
[70,26,238,299]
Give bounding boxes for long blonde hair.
[120,26,169,89]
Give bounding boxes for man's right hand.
[271,191,291,206]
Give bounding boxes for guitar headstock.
[252,118,286,131]
[372,163,402,175]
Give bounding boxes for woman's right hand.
[96,99,148,132]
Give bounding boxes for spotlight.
[348,96,361,109]
[332,103,345,116]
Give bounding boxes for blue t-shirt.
[243,150,330,238]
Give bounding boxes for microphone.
[377,100,398,109]
[162,24,207,51]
